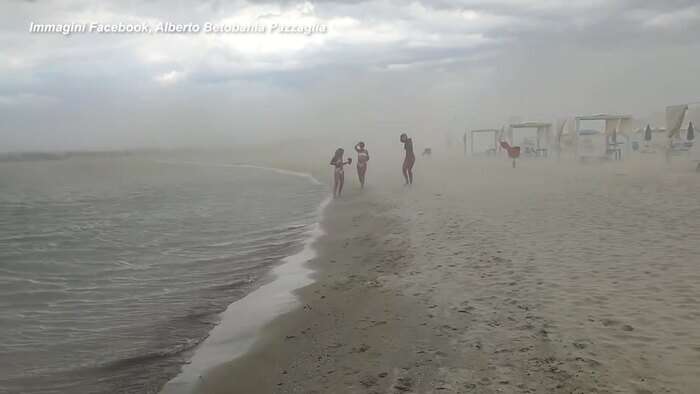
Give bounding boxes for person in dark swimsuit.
[330,148,352,197]
[400,133,415,185]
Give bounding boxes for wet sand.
[191,154,700,394]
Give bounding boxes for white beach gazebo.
[509,121,552,158]
[574,114,635,160]
[666,103,699,147]
[470,129,499,156]
[666,102,700,166]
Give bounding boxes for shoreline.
[159,191,331,394]
[187,187,447,393]
[154,159,330,394]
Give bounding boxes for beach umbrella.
[644,124,652,141]
[687,122,695,141]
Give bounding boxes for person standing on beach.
[354,142,370,188]
[330,148,352,198]
[400,133,415,185]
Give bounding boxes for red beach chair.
[499,141,520,159]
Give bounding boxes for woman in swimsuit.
[354,142,370,188]
[330,148,352,198]
[400,133,415,185]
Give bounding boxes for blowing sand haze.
[3,0,700,393]
[176,156,700,394]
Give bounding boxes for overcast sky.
[1,0,700,151]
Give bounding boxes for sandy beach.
[187,153,700,394]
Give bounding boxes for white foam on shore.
[235,164,322,185]
[159,195,331,394]
[152,160,322,185]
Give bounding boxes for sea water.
[0,155,326,393]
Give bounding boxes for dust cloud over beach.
[191,146,700,394]
[4,1,700,151]
[4,1,700,393]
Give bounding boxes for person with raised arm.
[354,141,370,188]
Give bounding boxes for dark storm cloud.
[1,0,699,150]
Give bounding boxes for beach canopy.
[666,104,689,139]
[575,114,635,136]
[469,129,500,155]
[510,121,552,128]
[688,122,695,141]
[644,125,653,141]
[576,114,630,121]
[509,122,552,149]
